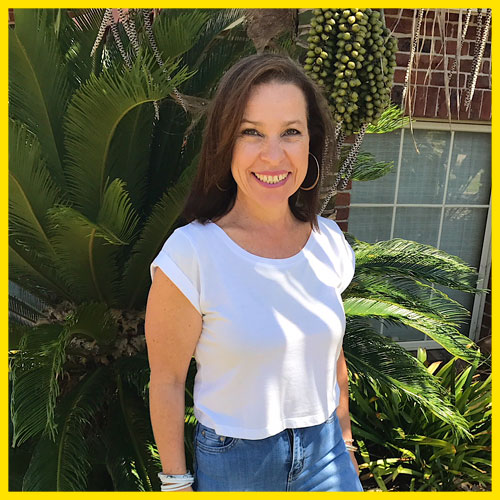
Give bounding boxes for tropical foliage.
[349,348,491,491]
[9,8,489,492]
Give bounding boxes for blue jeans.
[192,409,364,491]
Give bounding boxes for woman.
[145,53,363,492]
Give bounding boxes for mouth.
[252,171,291,186]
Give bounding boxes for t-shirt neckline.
[208,219,319,266]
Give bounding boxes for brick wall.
[337,8,492,231]
[386,8,492,121]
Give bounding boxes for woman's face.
[231,82,310,210]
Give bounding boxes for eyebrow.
[240,119,304,126]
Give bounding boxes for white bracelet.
[158,471,194,491]
[161,481,194,491]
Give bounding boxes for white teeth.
[254,172,288,184]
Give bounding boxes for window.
[348,122,491,349]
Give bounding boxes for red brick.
[470,41,491,58]
[413,85,428,116]
[481,60,491,74]
[388,16,414,34]
[415,54,445,71]
[430,71,445,86]
[480,91,492,121]
[396,52,410,67]
[394,68,407,84]
[468,90,482,120]
[475,75,491,89]
[425,87,439,117]
[335,207,350,220]
[335,192,350,206]
[384,9,401,16]
[337,221,348,232]
[436,88,452,119]
[458,58,474,73]
[449,72,467,88]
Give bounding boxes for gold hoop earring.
[300,153,320,191]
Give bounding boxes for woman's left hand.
[348,450,360,476]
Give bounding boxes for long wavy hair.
[182,53,337,230]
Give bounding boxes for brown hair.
[182,53,337,230]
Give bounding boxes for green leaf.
[344,318,473,439]
[97,178,140,245]
[63,50,193,218]
[9,9,70,188]
[122,155,199,309]
[366,104,411,134]
[345,296,481,364]
[9,119,64,257]
[153,10,210,60]
[22,367,112,490]
[47,206,123,305]
[10,324,69,446]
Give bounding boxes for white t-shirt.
[150,215,355,440]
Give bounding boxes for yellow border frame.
[4,3,496,498]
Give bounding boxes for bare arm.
[145,267,202,484]
[336,347,360,474]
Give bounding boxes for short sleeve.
[150,228,201,314]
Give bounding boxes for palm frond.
[352,273,471,325]
[104,376,158,491]
[9,9,70,188]
[366,103,411,134]
[59,9,106,87]
[344,317,473,440]
[22,367,112,491]
[63,50,193,218]
[122,155,199,309]
[344,296,482,364]
[350,151,394,181]
[47,206,123,305]
[152,10,211,60]
[65,302,117,347]
[9,239,72,302]
[9,120,64,264]
[97,178,140,245]
[10,324,68,446]
[351,237,483,294]
[106,103,155,215]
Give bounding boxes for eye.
[283,128,301,136]
[241,128,261,137]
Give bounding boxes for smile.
[252,172,290,185]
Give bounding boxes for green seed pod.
[314,46,323,55]
[315,25,324,33]
[305,57,314,64]
[321,51,328,59]
[304,64,312,71]
[316,57,323,65]
[313,65,320,72]
[347,61,356,69]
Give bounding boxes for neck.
[227,192,298,232]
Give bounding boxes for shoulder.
[316,215,345,239]
[162,220,212,251]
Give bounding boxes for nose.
[260,136,285,164]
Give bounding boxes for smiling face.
[230,81,310,211]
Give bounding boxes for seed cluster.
[304,8,398,135]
